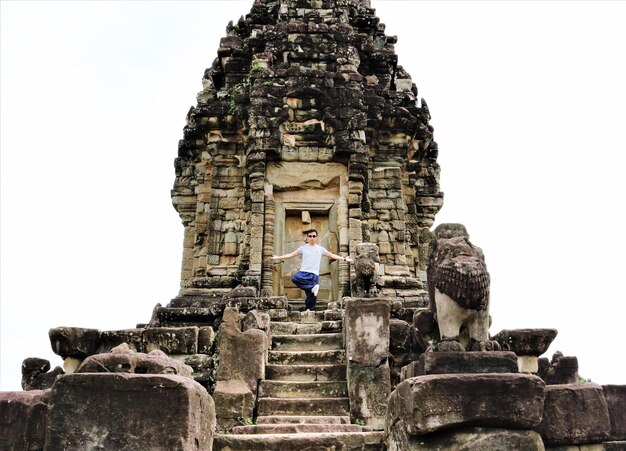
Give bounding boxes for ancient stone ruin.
[1,1,624,450]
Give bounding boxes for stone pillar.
[261,184,275,297]
[245,172,266,289]
[338,175,351,297]
[344,297,391,429]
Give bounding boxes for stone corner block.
[604,384,626,440]
[49,327,101,359]
[386,373,545,437]
[535,383,611,446]
[46,373,215,450]
[0,389,51,451]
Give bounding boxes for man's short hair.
[306,229,318,235]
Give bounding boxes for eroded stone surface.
[387,427,545,451]
[344,298,391,366]
[45,373,216,450]
[494,328,557,356]
[21,357,64,391]
[347,362,390,430]
[538,352,579,385]
[216,323,266,389]
[100,328,145,353]
[213,380,256,423]
[76,344,193,376]
[416,351,518,375]
[143,326,199,354]
[387,373,545,436]
[604,385,626,440]
[0,389,50,451]
[535,383,611,446]
[49,327,101,359]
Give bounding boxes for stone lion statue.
[426,223,499,351]
[351,243,384,298]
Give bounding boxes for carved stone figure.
[427,223,498,351]
[351,243,383,298]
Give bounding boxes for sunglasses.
[307,234,317,238]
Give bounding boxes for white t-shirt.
[298,244,327,276]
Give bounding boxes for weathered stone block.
[535,383,611,445]
[21,357,63,391]
[387,426,545,451]
[45,373,215,450]
[212,380,255,423]
[386,373,545,436]
[604,385,626,440]
[494,328,557,356]
[344,298,390,366]
[143,326,199,354]
[0,389,50,451]
[389,319,416,354]
[49,327,101,359]
[417,351,519,375]
[216,323,266,389]
[222,306,241,325]
[242,310,270,333]
[541,353,579,385]
[100,328,144,353]
[347,362,390,430]
[77,345,193,376]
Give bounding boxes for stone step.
[270,320,343,335]
[257,397,350,416]
[290,310,345,325]
[272,333,343,351]
[256,415,351,425]
[259,380,347,398]
[268,349,345,365]
[156,307,219,326]
[270,322,322,335]
[213,431,386,451]
[265,364,346,381]
[231,423,370,434]
[287,298,329,308]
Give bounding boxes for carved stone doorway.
[272,199,340,301]
[267,162,348,302]
[281,211,338,301]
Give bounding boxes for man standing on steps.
[271,229,353,311]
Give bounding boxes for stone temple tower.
[171,0,443,302]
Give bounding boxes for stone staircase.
[214,303,386,450]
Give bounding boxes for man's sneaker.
[312,284,319,296]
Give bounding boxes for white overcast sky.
[2,1,625,391]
